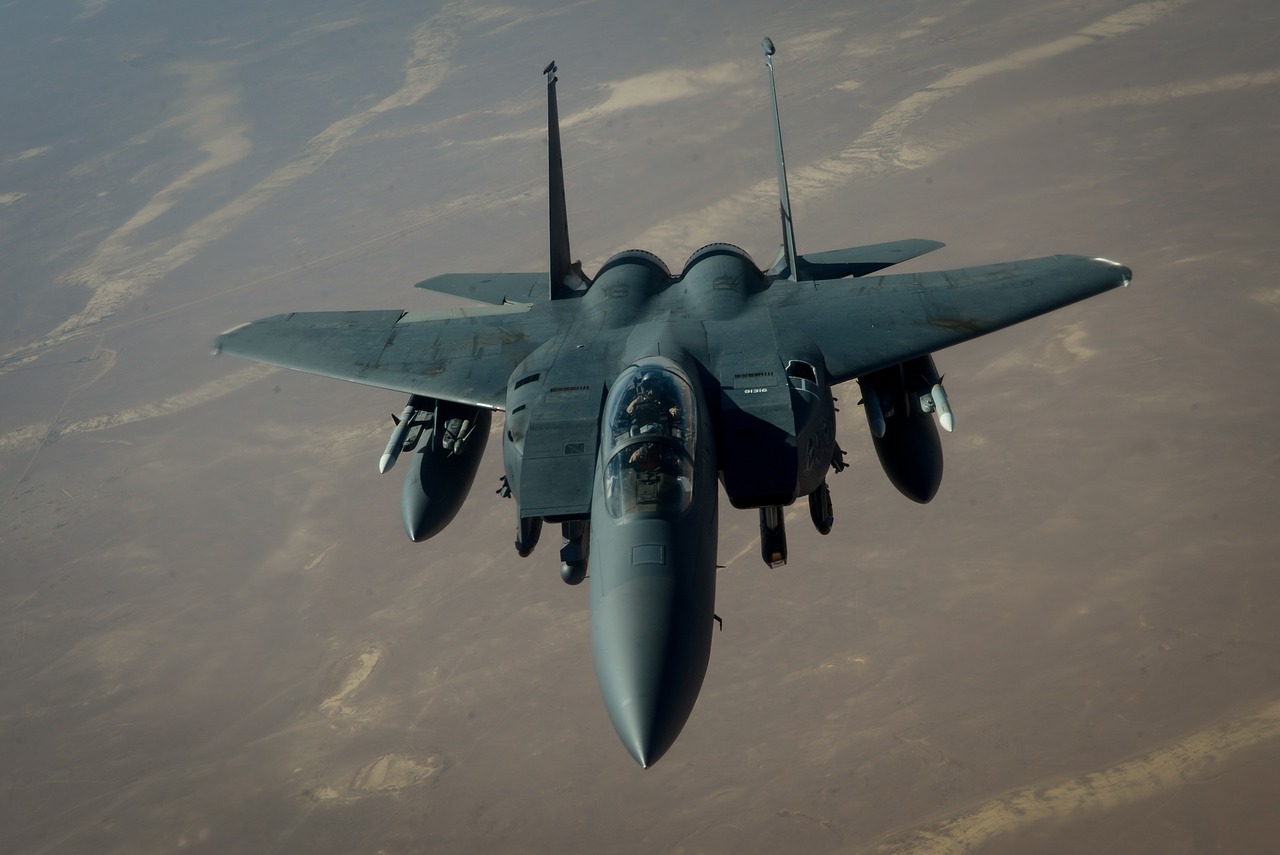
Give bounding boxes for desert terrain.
[2,1,1278,852]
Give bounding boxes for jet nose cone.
[612,698,666,768]
[591,574,713,768]
[609,685,694,767]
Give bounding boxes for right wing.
[775,254,1131,385]
[214,302,557,409]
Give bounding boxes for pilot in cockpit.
[627,441,671,472]
[625,441,686,510]
[625,372,679,436]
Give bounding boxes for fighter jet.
[214,39,1131,767]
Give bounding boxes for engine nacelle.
[858,355,946,503]
[401,400,491,542]
[717,358,837,509]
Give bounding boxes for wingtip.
[1092,257,1133,288]
[213,320,255,356]
[219,321,252,336]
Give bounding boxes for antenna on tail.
[762,37,799,281]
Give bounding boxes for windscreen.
[601,361,697,518]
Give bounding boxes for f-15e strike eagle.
[215,38,1131,767]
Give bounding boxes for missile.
[379,404,418,473]
[441,417,474,455]
[900,354,953,433]
[930,382,954,432]
[861,382,887,438]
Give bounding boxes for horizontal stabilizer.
[413,272,549,304]
[796,239,945,280]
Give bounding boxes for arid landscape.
[2,1,1278,852]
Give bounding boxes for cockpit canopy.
[601,359,698,518]
[605,360,696,449]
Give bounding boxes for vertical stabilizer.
[544,61,588,299]
[762,38,798,281]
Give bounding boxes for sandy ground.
[2,1,1278,852]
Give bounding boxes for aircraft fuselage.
[589,355,718,767]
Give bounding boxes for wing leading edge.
[776,255,1131,384]
[214,303,556,409]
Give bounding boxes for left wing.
[214,302,557,409]
[775,254,1131,384]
